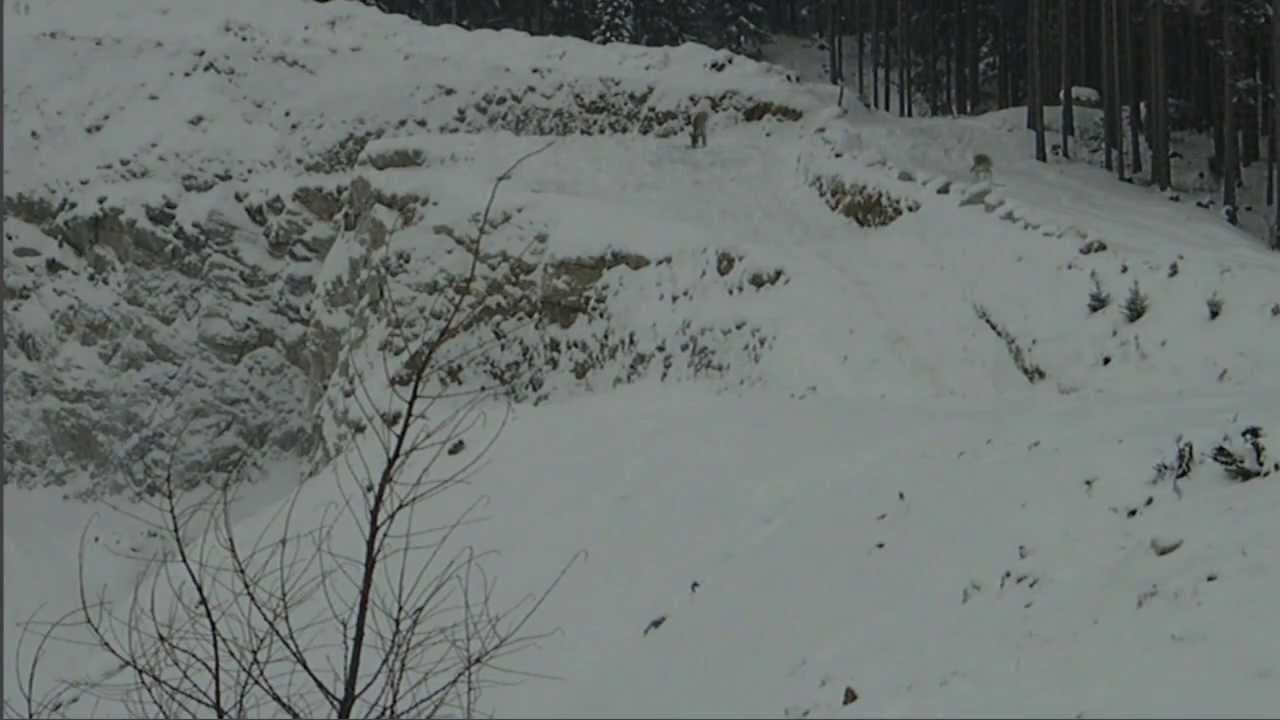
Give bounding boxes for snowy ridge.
[4,0,805,195]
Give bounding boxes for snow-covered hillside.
[5,1,1280,717]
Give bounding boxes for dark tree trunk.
[872,0,880,108]
[905,0,914,116]
[1150,0,1171,189]
[1244,38,1262,165]
[859,0,866,100]
[884,0,893,111]
[1078,0,1088,88]
[959,3,967,112]
[929,0,939,112]
[946,7,954,112]
[962,0,972,110]
[1123,0,1142,175]
[1061,0,1073,158]
[1102,0,1114,171]
[997,4,1011,109]
[837,4,845,82]
[829,0,839,84]
[1273,0,1280,241]
[1224,0,1238,213]
[1112,0,1126,179]
[1031,0,1047,161]
[898,0,907,115]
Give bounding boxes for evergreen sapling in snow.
[1207,291,1224,320]
[1087,270,1111,314]
[1123,279,1149,322]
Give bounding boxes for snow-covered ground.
[5,2,1280,718]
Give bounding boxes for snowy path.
[505,126,969,401]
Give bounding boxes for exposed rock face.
[4,150,794,498]
[4,12,809,498]
[3,191,319,498]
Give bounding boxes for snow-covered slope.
[5,2,1280,717]
[2,0,809,495]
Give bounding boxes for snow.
[6,3,1280,718]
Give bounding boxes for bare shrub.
[11,142,582,719]
[972,303,1048,384]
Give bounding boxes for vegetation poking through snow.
[1207,291,1224,320]
[1088,270,1112,314]
[1211,425,1275,482]
[972,304,1047,384]
[811,175,920,227]
[1123,280,1150,323]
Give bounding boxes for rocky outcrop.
[3,189,323,498]
[5,153,789,497]
[306,174,788,461]
[5,21,810,497]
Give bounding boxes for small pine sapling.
[1167,260,1179,278]
[1123,279,1149,323]
[1087,270,1111,314]
[1207,291,1224,320]
[1271,302,1280,317]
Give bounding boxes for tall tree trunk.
[1031,0,1047,161]
[905,1,914,116]
[872,0,880,109]
[1188,12,1202,131]
[859,0,867,101]
[1075,0,1085,87]
[1123,0,1142,175]
[929,0,938,112]
[898,0,907,115]
[1111,0,1126,178]
[884,0,893,111]
[1224,0,1238,214]
[956,3,968,113]
[1131,0,1148,160]
[837,3,846,83]
[1078,0,1088,88]
[1157,0,1167,188]
[829,0,839,84]
[996,5,1010,108]
[1027,2,1035,129]
[1244,39,1262,165]
[1061,0,1073,159]
[946,8,954,112]
[1273,0,1280,241]
[1101,0,1114,171]
[962,0,972,110]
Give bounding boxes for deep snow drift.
[5,1,1280,717]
